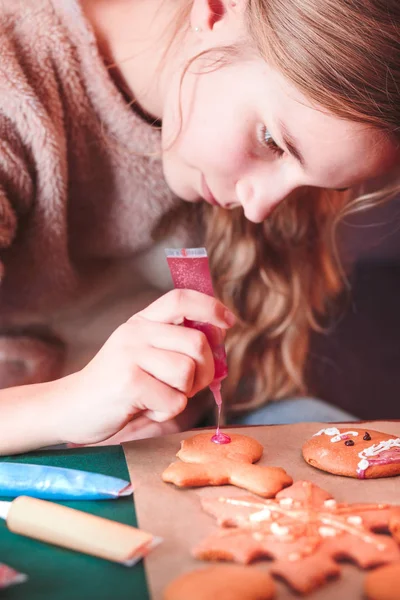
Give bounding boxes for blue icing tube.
[0,463,132,500]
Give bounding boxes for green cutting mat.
[0,447,149,600]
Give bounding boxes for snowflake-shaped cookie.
[194,481,400,594]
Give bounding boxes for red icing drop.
[211,430,231,445]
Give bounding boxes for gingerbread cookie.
[163,565,276,600]
[194,481,400,594]
[162,433,292,497]
[302,427,400,479]
[176,432,264,464]
[389,509,400,544]
[364,562,400,600]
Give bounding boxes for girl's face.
[160,3,399,223]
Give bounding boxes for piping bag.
[0,463,132,500]
[165,247,231,444]
[0,496,160,566]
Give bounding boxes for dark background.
[308,196,400,419]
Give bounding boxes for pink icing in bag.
[165,248,231,444]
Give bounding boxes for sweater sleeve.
[0,7,74,389]
[0,117,66,388]
[0,116,32,278]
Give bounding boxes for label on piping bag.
[165,248,207,258]
[165,248,215,296]
[0,463,133,500]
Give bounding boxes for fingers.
[125,320,215,396]
[129,367,188,421]
[132,289,236,329]
[78,416,180,446]
[136,348,196,396]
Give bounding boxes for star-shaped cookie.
[194,481,400,594]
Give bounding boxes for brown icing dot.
[345,440,355,446]
[363,432,371,441]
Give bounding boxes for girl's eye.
[257,124,284,157]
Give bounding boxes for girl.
[0,0,399,454]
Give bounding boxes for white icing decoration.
[330,431,359,443]
[347,516,362,526]
[270,522,289,536]
[324,499,337,508]
[288,552,301,561]
[377,543,387,551]
[217,488,389,558]
[358,459,369,472]
[279,497,293,506]
[357,438,400,474]
[364,535,374,544]
[318,526,337,537]
[250,508,271,522]
[313,428,359,443]
[314,427,340,437]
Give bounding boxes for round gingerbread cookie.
[163,565,275,600]
[364,563,400,600]
[177,432,264,465]
[302,427,400,479]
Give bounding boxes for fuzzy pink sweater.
[0,0,198,387]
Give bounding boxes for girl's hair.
[205,0,400,411]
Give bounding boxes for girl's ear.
[190,0,246,34]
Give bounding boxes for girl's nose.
[235,174,297,223]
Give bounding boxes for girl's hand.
[68,388,215,447]
[58,289,234,446]
[69,415,181,447]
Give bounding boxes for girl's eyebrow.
[278,120,306,167]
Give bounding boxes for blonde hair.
[206,0,400,411]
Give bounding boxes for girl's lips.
[201,175,219,206]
